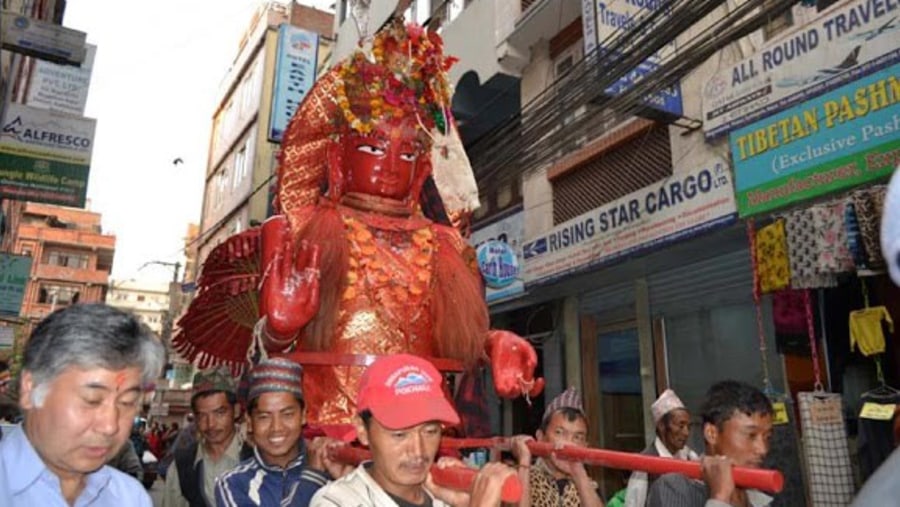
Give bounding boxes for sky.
[61,0,333,283]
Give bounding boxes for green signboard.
[730,64,900,216]
[0,254,32,316]
[0,151,89,207]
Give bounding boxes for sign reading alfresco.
[702,0,900,139]
[731,63,899,217]
[0,103,95,208]
[523,163,737,286]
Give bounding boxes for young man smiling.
[215,358,345,506]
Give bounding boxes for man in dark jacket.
[162,367,250,507]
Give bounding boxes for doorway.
[582,318,646,496]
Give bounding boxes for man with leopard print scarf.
[511,387,605,507]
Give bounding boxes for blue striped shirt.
[0,425,152,507]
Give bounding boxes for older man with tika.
[0,303,166,506]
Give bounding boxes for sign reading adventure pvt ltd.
[703,0,900,139]
[731,63,900,217]
[523,163,737,285]
[0,103,95,207]
[470,210,525,303]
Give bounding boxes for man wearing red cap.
[310,354,515,507]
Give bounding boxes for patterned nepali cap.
[191,366,236,399]
[543,386,585,421]
[247,358,304,402]
[651,389,687,423]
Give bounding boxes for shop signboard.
[523,162,737,286]
[268,25,319,142]
[730,63,900,217]
[581,0,682,116]
[703,0,900,139]
[470,209,525,303]
[26,44,96,115]
[0,253,32,317]
[0,11,87,65]
[0,103,95,207]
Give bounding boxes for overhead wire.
[469,0,800,192]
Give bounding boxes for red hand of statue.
[487,330,545,399]
[259,215,321,347]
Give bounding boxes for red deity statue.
[175,19,543,430]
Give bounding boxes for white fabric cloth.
[310,462,450,507]
[625,437,699,507]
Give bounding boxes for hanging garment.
[844,201,869,270]
[857,392,900,483]
[849,306,894,357]
[773,289,812,354]
[785,209,838,289]
[810,201,855,275]
[756,219,791,293]
[852,186,887,271]
[798,391,857,506]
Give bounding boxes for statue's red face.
[341,117,423,200]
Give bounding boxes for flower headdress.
[335,18,457,135]
[275,18,478,232]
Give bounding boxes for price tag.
[810,397,842,425]
[772,402,790,425]
[859,402,897,421]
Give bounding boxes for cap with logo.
[357,354,459,430]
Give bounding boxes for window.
[46,251,89,269]
[233,147,246,189]
[20,247,32,257]
[763,0,794,40]
[241,64,256,116]
[137,295,146,302]
[38,284,81,305]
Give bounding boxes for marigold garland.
[334,18,458,135]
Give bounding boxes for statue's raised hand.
[487,330,545,399]
[259,215,321,348]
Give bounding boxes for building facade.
[195,1,335,271]
[332,1,900,503]
[105,279,171,335]
[11,202,115,332]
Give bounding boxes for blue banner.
[268,25,319,142]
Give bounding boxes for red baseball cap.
[357,354,460,430]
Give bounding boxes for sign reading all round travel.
[476,240,520,289]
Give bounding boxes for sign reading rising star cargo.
[523,163,737,286]
[730,63,900,217]
[0,103,95,207]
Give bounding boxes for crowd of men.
[0,302,897,506]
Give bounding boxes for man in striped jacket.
[214,358,345,507]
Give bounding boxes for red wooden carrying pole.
[439,437,785,494]
[328,446,523,503]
